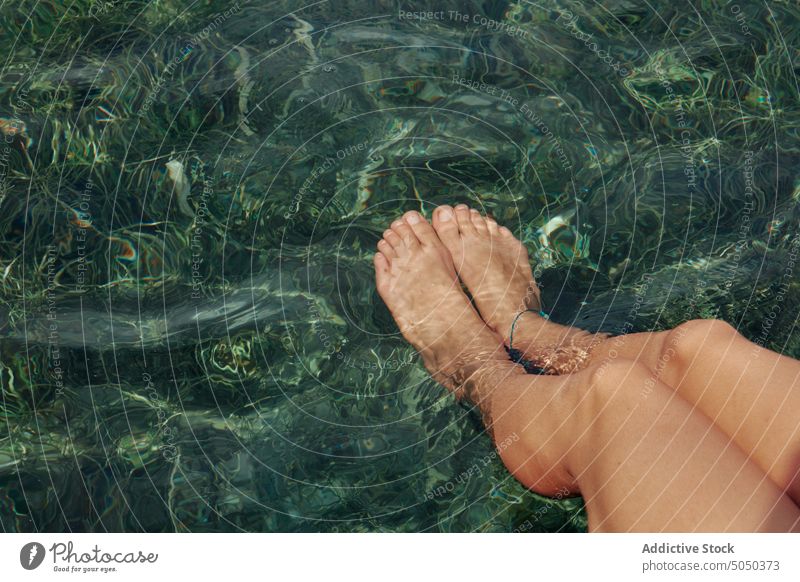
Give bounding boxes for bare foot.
[431,204,539,342]
[374,211,519,399]
[431,204,606,374]
[374,212,576,495]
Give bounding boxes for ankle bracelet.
[508,308,549,374]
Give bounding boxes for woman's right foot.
[432,204,604,374]
[430,204,540,342]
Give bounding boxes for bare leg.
[375,212,799,532]
[432,204,800,503]
[591,319,800,505]
[487,358,800,532]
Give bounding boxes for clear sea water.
[1,0,798,532]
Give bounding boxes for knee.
[669,319,741,363]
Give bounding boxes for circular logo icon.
[20,542,46,570]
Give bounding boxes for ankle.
[508,312,608,375]
[453,356,526,421]
[425,333,508,393]
[506,310,561,346]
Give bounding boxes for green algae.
[0,0,799,532]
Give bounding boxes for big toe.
[403,210,439,246]
[432,205,461,250]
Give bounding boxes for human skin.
[430,204,800,508]
[374,207,800,531]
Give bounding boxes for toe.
[454,204,475,235]
[470,209,489,233]
[384,229,404,253]
[377,238,396,261]
[485,217,500,235]
[403,210,439,246]
[499,226,513,238]
[391,219,421,250]
[432,205,460,247]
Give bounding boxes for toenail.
[438,208,453,221]
[392,220,403,227]
[455,204,468,210]
[406,212,420,224]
